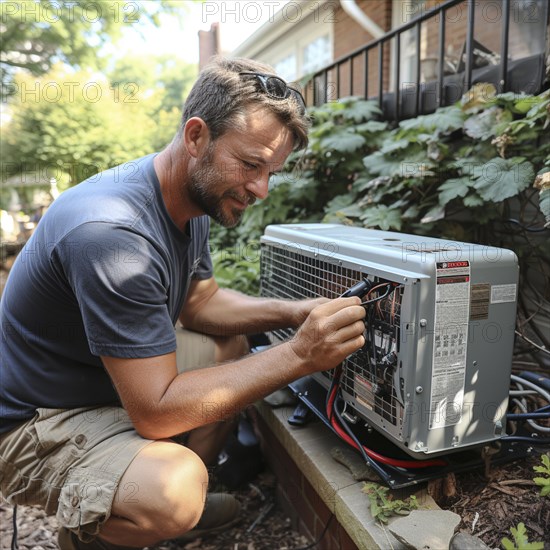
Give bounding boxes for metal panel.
[260,223,519,457]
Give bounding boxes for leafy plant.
[326,85,549,241]
[211,248,260,296]
[211,87,549,310]
[533,453,550,498]
[535,172,550,227]
[501,522,544,550]
[361,482,418,524]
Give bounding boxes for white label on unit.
[429,261,470,430]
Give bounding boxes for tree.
[1,1,200,208]
[107,54,197,151]
[1,65,165,190]
[109,54,197,113]
[0,0,185,91]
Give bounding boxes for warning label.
[470,283,490,320]
[429,261,470,429]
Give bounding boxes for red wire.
[326,385,447,469]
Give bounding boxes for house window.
[275,54,297,82]
[302,35,331,75]
[391,0,427,88]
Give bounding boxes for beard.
[187,147,256,228]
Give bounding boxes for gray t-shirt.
[0,154,212,432]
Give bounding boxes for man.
[0,57,366,549]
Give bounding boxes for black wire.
[11,505,18,550]
[501,435,550,444]
[332,280,399,477]
[364,284,400,367]
[503,218,549,233]
[326,366,342,424]
[506,412,550,420]
[291,513,334,550]
[333,395,401,479]
[368,322,376,368]
[333,395,372,467]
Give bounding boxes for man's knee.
[110,442,208,543]
[151,453,208,540]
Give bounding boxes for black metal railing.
[304,0,549,122]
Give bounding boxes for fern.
[501,522,543,550]
[533,454,550,498]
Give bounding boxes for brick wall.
[256,412,359,550]
[333,0,392,59]
[332,0,392,98]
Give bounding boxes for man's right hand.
[288,297,366,375]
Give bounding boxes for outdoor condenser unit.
[260,223,519,458]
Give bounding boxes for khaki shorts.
[0,329,216,542]
[175,325,217,372]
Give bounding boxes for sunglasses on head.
[239,71,306,115]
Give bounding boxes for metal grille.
[260,243,404,426]
[260,243,364,341]
[260,244,364,299]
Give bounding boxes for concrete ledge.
[255,400,441,550]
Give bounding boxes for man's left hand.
[289,297,330,328]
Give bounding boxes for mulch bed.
[156,472,311,550]
[435,453,550,549]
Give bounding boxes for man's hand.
[288,297,366,374]
[288,296,330,328]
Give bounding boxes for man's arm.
[179,277,326,336]
[102,297,366,440]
